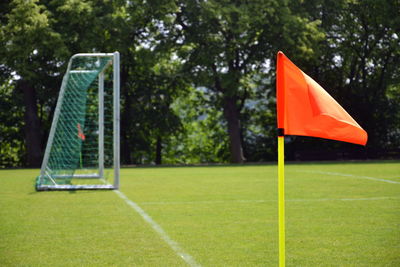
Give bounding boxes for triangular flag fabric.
[276,51,367,145]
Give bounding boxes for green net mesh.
[37,55,115,187]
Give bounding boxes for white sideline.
[138,196,399,206]
[297,170,400,184]
[114,190,201,267]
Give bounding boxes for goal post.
[36,52,120,191]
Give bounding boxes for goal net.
[36,52,120,191]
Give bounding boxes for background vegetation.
[1,0,399,167]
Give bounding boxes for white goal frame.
[36,52,120,191]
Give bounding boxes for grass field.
[1,161,399,266]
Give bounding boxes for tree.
[0,80,25,167]
[0,0,189,166]
[90,1,189,165]
[154,0,323,163]
[0,0,68,167]
[163,86,230,164]
[291,0,400,158]
[2,0,398,167]
[119,47,187,164]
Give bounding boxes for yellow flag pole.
[278,135,285,267]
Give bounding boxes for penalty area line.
[114,190,201,267]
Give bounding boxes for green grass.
[1,161,399,266]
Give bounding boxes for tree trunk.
[19,80,43,167]
[120,98,132,164]
[120,67,132,164]
[222,96,245,163]
[155,135,162,165]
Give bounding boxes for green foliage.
[286,0,400,156]
[1,0,67,78]
[0,0,399,166]
[0,0,189,166]
[0,82,24,167]
[163,87,230,164]
[153,0,325,162]
[164,0,323,91]
[241,75,278,161]
[119,47,188,164]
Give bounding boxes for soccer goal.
[36,52,120,191]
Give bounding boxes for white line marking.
[140,199,271,205]
[138,196,400,205]
[288,196,400,202]
[114,190,201,267]
[297,170,400,184]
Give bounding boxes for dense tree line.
[0,0,399,168]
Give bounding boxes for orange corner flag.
[276,51,367,145]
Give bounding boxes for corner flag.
[276,51,367,267]
[276,51,367,145]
